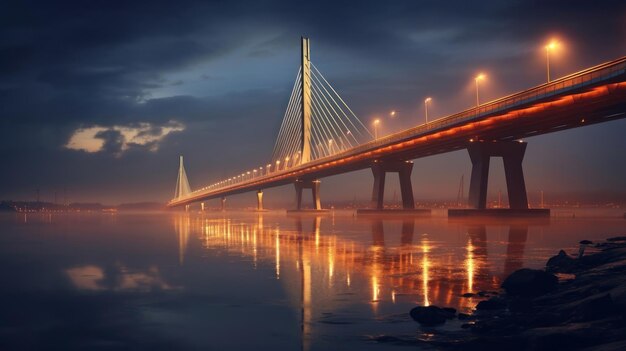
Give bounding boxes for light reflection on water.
[0,210,624,350]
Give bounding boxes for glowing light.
[465,238,475,293]
[422,237,430,306]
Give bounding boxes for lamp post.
[424,97,432,123]
[545,41,557,83]
[475,74,485,106]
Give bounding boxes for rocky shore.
[376,237,626,350]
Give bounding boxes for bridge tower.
[300,37,312,164]
[174,155,191,199]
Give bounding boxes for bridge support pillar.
[257,190,264,211]
[467,141,528,209]
[370,161,415,210]
[200,202,205,211]
[294,179,321,210]
[220,197,226,211]
[185,204,190,212]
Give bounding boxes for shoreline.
[374,236,626,350]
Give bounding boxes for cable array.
[271,62,373,170]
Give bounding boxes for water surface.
[0,210,624,350]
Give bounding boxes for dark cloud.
[94,129,125,155]
[1,0,625,203]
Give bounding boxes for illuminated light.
[466,237,475,293]
[390,110,396,117]
[275,230,280,279]
[422,237,430,306]
[372,276,380,302]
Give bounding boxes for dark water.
[0,210,624,350]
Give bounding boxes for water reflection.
[2,211,622,350]
[173,213,534,320]
[66,264,175,292]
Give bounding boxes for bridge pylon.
[174,155,191,200]
[449,141,549,217]
[300,36,312,165]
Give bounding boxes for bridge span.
[168,38,626,214]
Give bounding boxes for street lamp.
[474,74,485,107]
[545,40,557,83]
[328,139,334,155]
[373,119,380,140]
[390,110,396,117]
[424,97,432,123]
[266,164,271,175]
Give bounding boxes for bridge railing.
[171,57,626,204]
[353,56,626,155]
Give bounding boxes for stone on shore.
[409,305,455,326]
[546,250,578,273]
[501,268,558,297]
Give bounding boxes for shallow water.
[0,210,624,350]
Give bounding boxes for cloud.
[65,120,184,155]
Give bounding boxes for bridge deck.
[169,57,626,207]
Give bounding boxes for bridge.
[168,37,626,215]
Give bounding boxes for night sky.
[2,0,625,205]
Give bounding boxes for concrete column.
[220,197,226,211]
[370,161,415,210]
[371,164,386,210]
[467,141,528,209]
[200,202,205,211]
[503,145,529,209]
[468,147,490,209]
[256,190,264,211]
[294,179,322,210]
[311,181,321,210]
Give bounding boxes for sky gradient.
[2,0,625,205]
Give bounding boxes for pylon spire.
[300,36,312,164]
[175,155,191,199]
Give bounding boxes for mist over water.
[0,210,624,350]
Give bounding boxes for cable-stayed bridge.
[168,37,626,215]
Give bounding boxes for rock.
[476,297,507,310]
[607,236,626,242]
[609,284,626,313]
[501,268,558,297]
[441,307,457,317]
[572,294,616,321]
[546,250,578,273]
[508,297,533,313]
[409,306,449,326]
[458,312,473,320]
[579,240,593,258]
